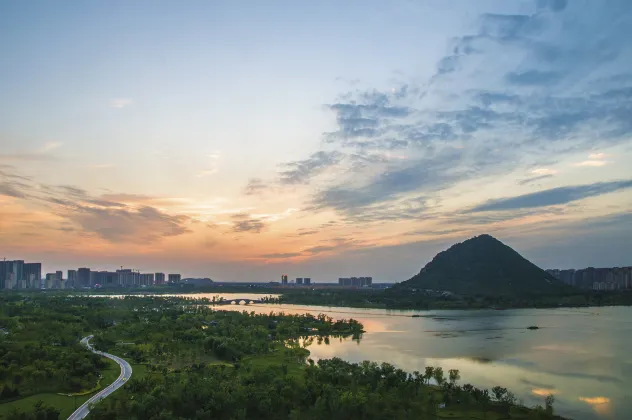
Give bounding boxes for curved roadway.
[67,335,132,420]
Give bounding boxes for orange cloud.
[532,388,559,396]
[579,396,611,416]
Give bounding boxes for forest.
[0,294,562,419]
[271,287,632,310]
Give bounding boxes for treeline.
[90,358,561,420]
[275,287,632,310]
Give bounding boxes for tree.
[448,369,460,385]
[432,367,444,386]
[491,386,507,402]
[423,366,434,385]
[545,394,555,415]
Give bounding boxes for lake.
[120,293,632,419]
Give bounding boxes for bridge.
[212,298,263,306]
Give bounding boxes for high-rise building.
[0,260,6,289]
[45,273,56,289]
[23,263,41,289]
[155,273,166,285]
[338,277,351,286]
[304,278,311,285]
[0,260,44,289]
[117,269,138,287]
[281,274,288,285]
[78,268,90,287]
[67,270,77,288]
[140,273,154,286]
[0,260,24,290]
[168,274,181,284]
[296,278,303,285]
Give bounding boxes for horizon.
[2,1,632,282]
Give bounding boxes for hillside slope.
[397,234,571,296]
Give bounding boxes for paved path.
[67,335,133,420]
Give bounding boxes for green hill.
[396,234,571,296]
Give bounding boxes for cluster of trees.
[0,296,109,402]
[90,358,560,420]
[1,294,560,419]
[90,299,363,366]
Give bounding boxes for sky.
[1,0,632,282]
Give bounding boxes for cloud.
[588,152,606,159]
[279,151,343,185]
[311,149,460,221]
[196,153,221,177]
[574,160,609,167]
[0,182,28,199]
[243,178,268,195]
[68,205,191,242]
[531,168,557,175]
[92,163,115,169]
[505,70,562,86]
[37,142,63,153]
[231,213,266,233]
[517,174,554,185]
[109,98,133,108]
[304,0,632,226]
[469,179,632,212]
[0,167,192,243]
[324,92,410,141]
[260,252,302,259]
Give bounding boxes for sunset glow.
[1,1,631,280]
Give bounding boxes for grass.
[0,354,123,418]
[241,344,310,379]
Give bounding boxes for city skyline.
[1,1,632,282]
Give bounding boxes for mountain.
[397,234,571,296]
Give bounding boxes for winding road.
[67,335,133,420]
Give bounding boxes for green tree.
[448,369,460,385]
[432,367,445,386]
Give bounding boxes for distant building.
[67,270,78,288]
[45,273,56,289]
[281,274,288,285]
[23,263,41,289]
[338,276,372,287]
[168,274,181,284]
[155,273,166,285]
[296,278,303,285]
[4,260,24,290]
[0,260,6,289]
[140,273,154,286]
[304,278,311,285]
[117,269,138,287]
[78,268,90,288]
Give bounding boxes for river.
[111,293,632,419]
